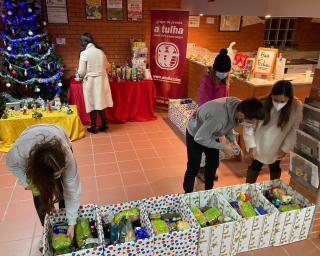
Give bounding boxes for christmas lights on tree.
[0,0,64,99]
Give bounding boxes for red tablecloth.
[68,78,156,125]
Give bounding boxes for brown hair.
[262,80,294,130]
[26,137,67,214]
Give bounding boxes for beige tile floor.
[0,113,319,255]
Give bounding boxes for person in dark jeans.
[183,97,265,193]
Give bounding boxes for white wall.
[181,0,320,18]
[181,0,267,16]
[266,0,320,17]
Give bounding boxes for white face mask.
[272,100,287,112]
[216,71,228,80]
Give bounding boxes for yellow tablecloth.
[0,105,85,152]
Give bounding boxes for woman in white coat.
[78,33,113,134]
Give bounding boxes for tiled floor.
[0,112,319,255]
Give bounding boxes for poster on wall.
[150,10,189,109]
[127,0,142,22]
[85,0,102,20]
[107,0,123,21]
[46,0,68,24]
[188,16,200,27]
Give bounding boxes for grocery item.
[279,204,301,212]
[75,218,98,249]
[113,208,140,224]
[151,219,169,234]
[239,201,256,218]
[177,221,190,231]
[191,207,207,227]
[52,222,72,254]
[203,207,221,223]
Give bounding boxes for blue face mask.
[216,71,228,80]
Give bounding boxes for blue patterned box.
[255,179,316,246]
[98,200,153,256]
[215,184,278,253]
[182,190,242,256]
[42,204,104,256]
[142,194,200,256]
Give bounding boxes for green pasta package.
[191,207,207,227]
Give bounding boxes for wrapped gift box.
[142,194,200,256]
[168,99,238,160]
[98,200,153,256]
[182,190,242,256]
[42,204,104,256]
[215,184,278,253]
[295,129,320,165]
[255,179,316,246]
[289,151,319,190]
[300,104,320,140]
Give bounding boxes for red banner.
[150,10,189,109]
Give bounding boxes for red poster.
[150,10,189,109]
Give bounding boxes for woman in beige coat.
[78,33,113,134]
[243,80,303,183]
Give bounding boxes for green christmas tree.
[0,0,64,99]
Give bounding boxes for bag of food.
[52,233,72,254]
[151,219,169,234]
[75,218,93,249]
[114,208,140,224]
[204,207,221,223]
[191,207,207,227]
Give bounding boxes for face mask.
[216,71,228,80]
[235,118,253,128]
[272,100,287,112]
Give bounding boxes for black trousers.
[33,181,65,226]
[183,130,220,193]
[89,110,108,127]
[250,159,282,178]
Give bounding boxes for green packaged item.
[151,219,169,234]
[191,207,207,227]
[239,201,256,218]
[27,177,40,196]
[176,221,190,231]
[118,218,127,243]
[52,233,72,254]
[114,208,140,224]
[279,204,301,212]
[167,222,178,232]
[204,207,221,223]
[75,218,93,249]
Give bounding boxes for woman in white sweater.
[244,80,303,183]
[6,124,81,239]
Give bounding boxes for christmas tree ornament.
[60,67,64,72]
[9,64,13,70]
[28,8,33,13]
[11,70,17,76]
[28,31,33,36]
[35,87,40,93]
[24,69,27,76]
[38,65,42,71]
[47,64,50,70]
[6,83,11,87]
[38,44,42,50]
[43,21,47,26]
[11,29,15,36]
[7,46,12,51]
[58,82,62,87]
[3,40,6,46]
[8,11,13,16]
[24,60,30,66]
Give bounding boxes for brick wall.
[45,0,181,76]
[187,16,265,53]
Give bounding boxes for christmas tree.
[0,0,64,100]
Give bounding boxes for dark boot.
[197,167,218,182]
[88,111,98,134]
[269,160,281,180]
[246,168,260,183]
[98,110,109,132]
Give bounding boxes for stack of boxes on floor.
[289,67,320,239]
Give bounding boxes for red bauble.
[24,60,30,65]
[60,67,64,72]
[11,70,17,76]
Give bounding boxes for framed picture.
[45,0,69,24]
[85,0,102,20]
[107,0,123,21]
[219,15,242,32]
[127,0,142,22]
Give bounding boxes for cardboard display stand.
[182,190,242,256]
[42,204,104,256]
[255,180,316,246]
